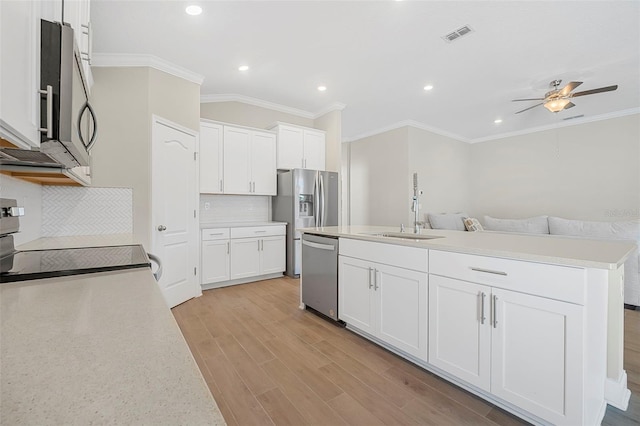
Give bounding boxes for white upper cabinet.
[223,126,252,194]
[0,0,41,148]
[199,122,224,194]
[221,124,277,196]
[272,123,326,170]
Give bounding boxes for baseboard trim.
[605,371,631,410]
[201,272,283,290]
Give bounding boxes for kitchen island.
[301,225,635,426]
[1,236,225,425]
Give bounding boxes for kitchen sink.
[360,232,444,241]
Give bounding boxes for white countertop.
[200,221,287,229]
[17,234,141,250]
[0,268,225,425]
[301,225,635,270]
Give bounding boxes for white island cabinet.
[428,250,588,425]
[321,226,632,426]
[339,238,428,360]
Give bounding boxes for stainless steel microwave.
[39,19,96,168]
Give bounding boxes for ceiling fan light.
[544,98,571,113]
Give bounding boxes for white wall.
[349,126,409,226]
[408,126,471,225]
[469,114,640,221]
[91,67,201,248]
[0,174,41,245]
[200,101,314,129]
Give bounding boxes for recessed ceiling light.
[185,5,202,15]
[494,119,503,124]
[238,65,249,71]
[318,86,327,92]
[423,85,434,91]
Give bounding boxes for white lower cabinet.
[201,239,230,283]
[338,244,428,360]
[202,225,285,288]
[429,251,586,425]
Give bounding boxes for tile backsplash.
[42,187,133,236]
[200,195,270,223]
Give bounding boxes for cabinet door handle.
[368,267,373,289]
[39,85,53,138]
[492,295,498,328]
[219,179,223,192]
[227,242,230,254]
[480,292,486,324]
[470,267,507,276]
[374,269,379,291]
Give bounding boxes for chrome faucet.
[412,173,423,234]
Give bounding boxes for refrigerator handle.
[313,173,320,227]
[319,173,325,227]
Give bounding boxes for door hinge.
[194,267,197,275]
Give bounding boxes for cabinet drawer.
[202,228,230,240]
[429,250,586,304]
[231,225,285,239]
[339,238,428,272]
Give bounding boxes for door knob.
[157,225,167,231]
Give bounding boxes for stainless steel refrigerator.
[272,169,339,277]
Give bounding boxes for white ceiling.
[91,1,640,142]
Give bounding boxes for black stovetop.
[0,245,151,283]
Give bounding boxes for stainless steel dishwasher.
[301,233,341,322]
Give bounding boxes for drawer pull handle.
[254,230,267,233]
[470,267,507,276]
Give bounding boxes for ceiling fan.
[513,80,618,114]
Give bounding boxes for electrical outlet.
[204,202,211,210]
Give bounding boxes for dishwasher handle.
[302,239,336,251]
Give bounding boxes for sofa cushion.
[483,215,550,234]
[549,217,640,306]
[428,212,468,231]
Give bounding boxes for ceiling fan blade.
[512,98,545,102]
[515,103,543,114]
[571,85,618,98]
[563,102,576,110]
[560,81,583,96]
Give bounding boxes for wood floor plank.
[319,362,422,425]
[255,388,307,426]
[485,407,530,426]
[383,363,495,417]
[314,339,415,409]
[260,358,348,426]
[204,354,275,426]
[230,305,278,342]
[402,397,498,426]
[326,392,387,426]
[215,333,277,396]
[263,337,343,401]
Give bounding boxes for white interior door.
[152,117,199,308]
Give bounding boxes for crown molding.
[469,107,640,144]
[200,94,347,120]
[91,53,204,85]
[343,119,470,144]
[200,94,316,119]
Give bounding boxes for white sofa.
[427,213,640,307]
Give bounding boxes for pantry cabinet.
[339,239,428,359]
[271,123,326,170]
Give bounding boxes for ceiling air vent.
[442,25,474,43]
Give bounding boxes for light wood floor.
[172,277,640,426]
